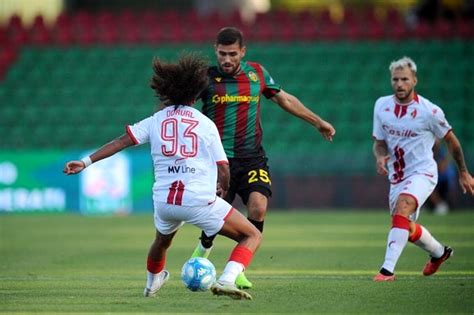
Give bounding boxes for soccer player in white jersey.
[372,56,474,281]
[63,53,261,300]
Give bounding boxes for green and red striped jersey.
[200,61,281,158]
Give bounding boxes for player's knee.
[394,195,417,216]
[248,206,266,221]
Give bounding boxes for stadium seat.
[0,38,471,174]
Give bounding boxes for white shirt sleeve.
[127,116,153,145]
[207,122,228,163]
[429,105,452,139]
[372,99,384,140]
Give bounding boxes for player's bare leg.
[234,191,267,289]
[144,230,175,297]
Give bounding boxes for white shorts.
[389,174,437,221]
[153,196,233,236]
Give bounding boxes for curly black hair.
[150,52,209,108]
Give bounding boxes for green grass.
[1,210,473,314]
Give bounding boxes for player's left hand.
[216,182,227,198]
[458,171,474,195]
[317,120,336,142]
[63,160,85,175]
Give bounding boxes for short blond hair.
[389,56,417,74]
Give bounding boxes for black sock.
[248,218,264,233]
[199,231,216,249]
[380,268,394,276]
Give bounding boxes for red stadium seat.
[299,22,318,41]
[386,7,404,25]
[0,29,6,46]
[385,21,408,40]
[0,7,471,46]
[318,23,341,40]
[0,44,17,79]
[318,8,333,25]
[433,20,454,39]
[364,21,385,40]
[6,15,28,47]
[413,21,432,39]
[30,15,52,45]
[121,24,142,43]
[454,19,473,38]
[75,27,95,45]
[344,22,364,40]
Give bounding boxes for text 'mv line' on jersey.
[200,61,281,158]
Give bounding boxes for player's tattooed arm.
[444,131,468,173]
[444,131,474,195]
[373,140,390,176]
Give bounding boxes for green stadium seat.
[1,44,471,176]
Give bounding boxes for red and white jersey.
[372,93,452,184]
[127,106,228,206]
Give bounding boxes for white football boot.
[210,281,252,300]
[144,270,170,297]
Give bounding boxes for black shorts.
[224,156,272,205]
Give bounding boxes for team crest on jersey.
[248,71,258,82]
[411,109,417,118]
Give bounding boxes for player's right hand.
[376,156,390,176]
[63,160,85,175]
[458,171,474,195]
[317,120,336,142]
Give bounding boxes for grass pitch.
[1,210,473,314]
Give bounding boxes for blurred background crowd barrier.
[0,0,473,213]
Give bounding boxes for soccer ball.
[181,257,216,291]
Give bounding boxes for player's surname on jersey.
[166,109,196,118]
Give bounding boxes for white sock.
[218,261,244,284]
[146,271,157,289]
[414,226,445,258]
[381,227,409,273]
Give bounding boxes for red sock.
[392,214,410,230]
[228,245,253,268]
[147,256,165,274]
[409,223,423,242]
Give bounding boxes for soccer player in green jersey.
[191,27,336,289]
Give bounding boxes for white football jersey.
[127,106,228,206]
[372,94,452,184]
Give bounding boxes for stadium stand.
[0,8,473,176]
